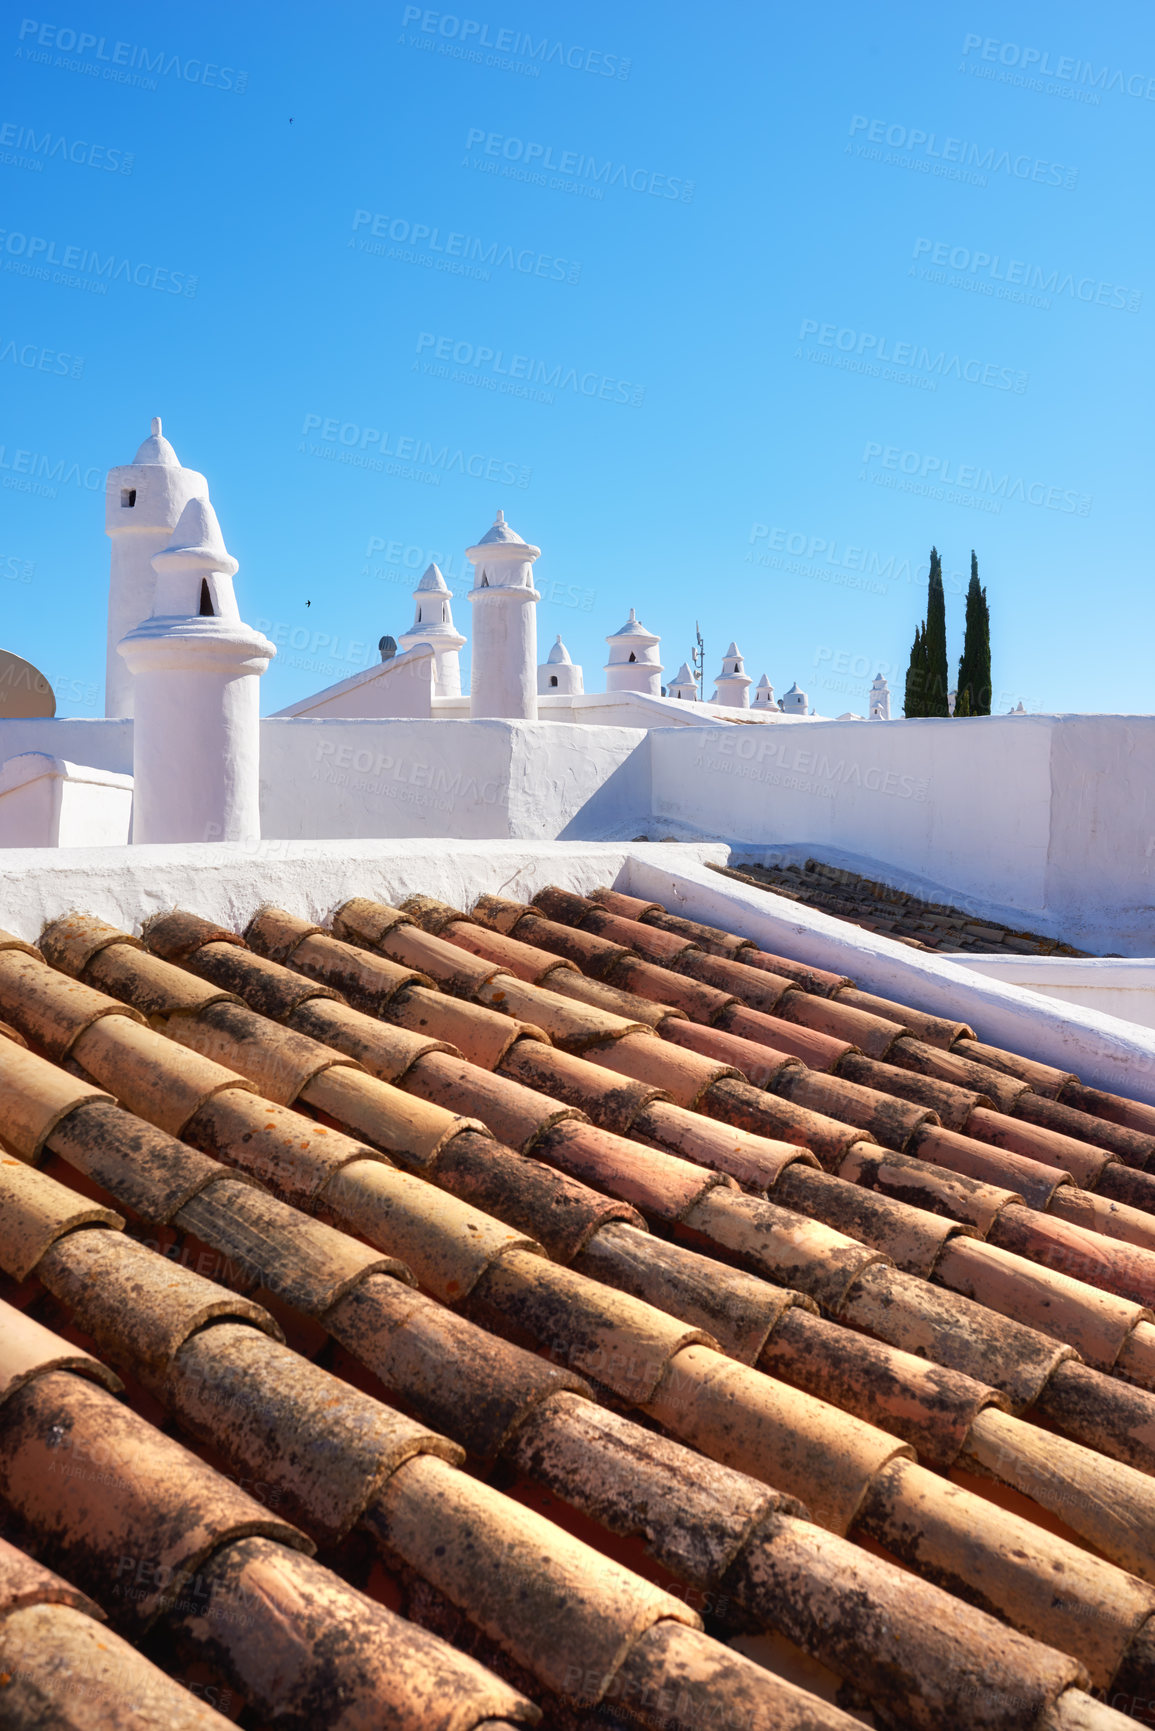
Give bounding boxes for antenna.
[691,621,705,701]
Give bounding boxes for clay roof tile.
[0,1154,123,1281]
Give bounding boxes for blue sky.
[2,0,1151,717]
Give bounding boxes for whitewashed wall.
[258,718,649,842]
[648,715,1155,956]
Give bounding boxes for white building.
[869,674,891,721]
[753,675,776,709]
[466,511,541,722]
[398,564,466,700]
[538,635,583,696]
[781,681,808,716]
[118,495,274,844]
[105,418,208,719]
[712,643,751,709]
[604,610,663,698]
[667,662,699,702]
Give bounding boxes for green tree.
[903,623,927,717]
[956,551,992,715]
[923,547,950,716]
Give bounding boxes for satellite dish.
[0,651,55,718]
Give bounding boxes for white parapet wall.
[0,838,727,944]
[948,956,1155,1034]
[258,718,651,841]
[647,713,1155,956]
[0,755,133,848]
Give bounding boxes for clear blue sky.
[2,0,1151,717]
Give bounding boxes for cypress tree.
[903,623,927,717]
[923,547,950,715]
[956,551,992,715]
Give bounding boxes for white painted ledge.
[946,956,1155,1034]
[0,838,726,947]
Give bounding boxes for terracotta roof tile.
[540,964,686,1028]
[324,1273,588,1462]
[966,1105,1115,1187]
[954,1035,1077,1097]
[644,1344,911,1535]
[365,1452,695,1702]
[402,1050,579,1150]
[835,985,974,1048]
[0,1368,310,1634]
[291,993,454,1079]
[1059,1079,1155,1140]
[0,1038,113,1161]
[498,1038,663,1136]
[838,1051,990,1129]
[531,1118,731,1223]
[839,1143,1017,1237]
[17,883,1155,1726]
[774,1159,965,1278]
[0,1597,237,1728]
[662,1015,801,1087]
[176,1177,411,1312]
[0,948,142,1062]
[933,1235,1147,1370]
[70,1013,255,1135]
[0,1155,121,1281]
[0,1533,102,1618]
[759,1302,996,1469]
[1016,1091,1155,1170]
[159,1535,538,1730]
[673,946,794,1012]
[583,1032,739,1108]
[0,1299,123,1407]
[854,1456,1155,1687]
[391,986,542,1066]
[573,1220,807,1364]
[911,1123,1072,1209]
[42,1099,236,1226]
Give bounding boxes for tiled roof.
[1,885,1154,1728]
[721,858,1093,956]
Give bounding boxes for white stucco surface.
[258,719,649,841]
[622,853,1155,1103]
[0,838,726,945]
[647,714,1155,955]
[0,719,132,776]
[0,756,132,848]
[948,956,1155,1033]
[271,645,435,719]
